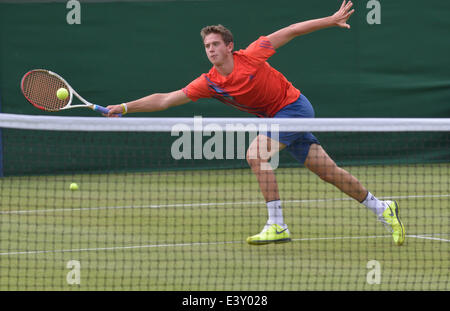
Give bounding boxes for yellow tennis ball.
[57,88,69,100]
[69,183,79,191]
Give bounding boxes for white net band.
[0,113,449,132]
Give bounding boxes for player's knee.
[318,172,337,184]
[316,163,341,184]
[246,154,259,167]
[246,149,264,167]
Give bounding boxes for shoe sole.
[246,238,292,245]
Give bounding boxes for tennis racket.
[20,69,118,115]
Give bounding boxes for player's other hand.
[332,0,355,29]
[104,105,123,117]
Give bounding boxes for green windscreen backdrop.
[0,0,449,175]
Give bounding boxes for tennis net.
[0,114,449,290]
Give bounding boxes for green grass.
[0,163,448,290]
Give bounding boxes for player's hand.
[332,0,355,29]
[104,105,123,118]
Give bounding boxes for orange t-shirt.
[182,36,301,118]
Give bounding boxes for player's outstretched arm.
[267,0,355,50]
[105,89,191,117]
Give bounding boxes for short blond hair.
[200,24,234,45]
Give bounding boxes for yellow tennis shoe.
[246,224,292,245]
[379,201,406,246]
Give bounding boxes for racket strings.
[21,71,70,111]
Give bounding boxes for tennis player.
[106,1,405,246]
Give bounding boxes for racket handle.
[92,105,122,117]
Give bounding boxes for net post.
[0,89,3,177]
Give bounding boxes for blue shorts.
[267,94,320,164]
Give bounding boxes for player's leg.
[246,134,285,203]
[303,143,368,202]
[303,143,405,245]
[245,134,291,245]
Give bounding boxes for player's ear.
[227,41,234,52]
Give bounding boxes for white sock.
[361,192,387,217]
[266,200,285,226]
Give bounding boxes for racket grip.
[92,105,122,117]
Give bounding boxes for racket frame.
[21,69,111,115]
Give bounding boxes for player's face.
[203,33,233,66]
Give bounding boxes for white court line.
[1,234,447,257]
[413,233,450,237]
[0,235,390,256]
[1,193,449,215]
[408,235,450,242]
[0,194,447,256]
[0,240,242,256]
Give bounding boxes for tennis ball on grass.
[69,183,79,191]
[57,88,69,100]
